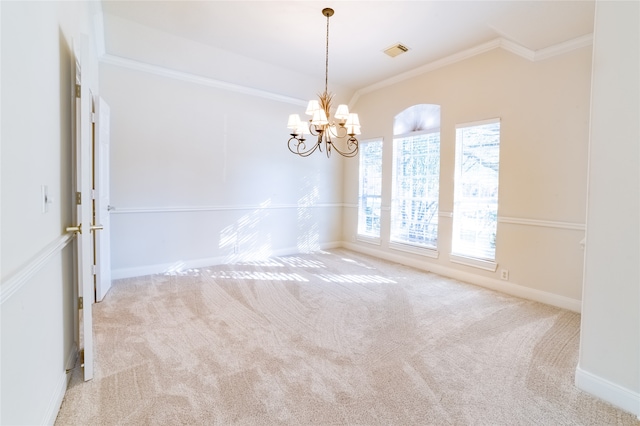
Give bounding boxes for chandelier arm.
[329,136,359,158]
[288,135,322,157]
[308,124,321,137]
[327,125,348,139]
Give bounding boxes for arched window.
[390,104,441,252]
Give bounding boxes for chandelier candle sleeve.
[286,7,360,158]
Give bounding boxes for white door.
[95,96,112,302]
[67,36,94,381]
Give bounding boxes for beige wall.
[343,46,592,309]
[577,0,639,415]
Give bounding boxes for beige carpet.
[56,249,638,425]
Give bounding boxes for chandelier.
[287,8,360,158]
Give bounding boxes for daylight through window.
[357,139,383,239]
[390,104,441,250]
[452,119,501,260]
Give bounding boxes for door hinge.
[76,192,82,205]
[75,84,81,98]
[92,264,97,275]
[91,112,96,123]
[78,296,83,310]
[91,189,96,200]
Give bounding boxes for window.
[452,119,500,262]
[357,139,383,240]
[390,105,441,251]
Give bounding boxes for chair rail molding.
[0,234,75,305]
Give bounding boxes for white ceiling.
[100,1,595,99]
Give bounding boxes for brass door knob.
[90,224,104,232]
[66,224,82,234]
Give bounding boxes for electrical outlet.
[500,269,509,281]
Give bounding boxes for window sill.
[356,235,381,246]
[389,242,439,259]
[449,254,497,272]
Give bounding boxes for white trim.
[342,241,581,312]
[110,203,343,215]
[456,117,501,129]
[351,38,502,104]
[389,241,439,259]
[360,137,384,145]
[93,8,105,57]
[450,253,498,272]
[112,241,342,279]
[343,203,358,209]
[43,362,72,426]
[575,366,640,416]
[350,35,593,106]
[0,234,75,305]
[356,235,382,246]
[498,216,586,231]
[500,38,536,61]
[535,34,594,61]
[100,54,307,107]
[393,127,440,140]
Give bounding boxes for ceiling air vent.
[384,43,410,58]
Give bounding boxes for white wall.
[0,1,100,424]
[100,44,345,278]
[343,46,592,312]
[576,0,640,415]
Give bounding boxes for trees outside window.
[357,139,383,239]
[452,119,501,260]
[390,104,441,250]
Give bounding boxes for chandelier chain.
[286,7,360,158]
[325,12,330,94]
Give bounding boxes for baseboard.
[341,241,582,313]
[575,366,640,417]
[111,241,342,280]
[41,346,78,425]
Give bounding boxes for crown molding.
[351,38,501,105]
[499,38,536,61]
[350,34,593,106]
[97,30,592,111]
[99,54,308,107]
[534,33,593,61]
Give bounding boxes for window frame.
[356,138,384,244]
[389,128,441,254]
[450,118,501,270]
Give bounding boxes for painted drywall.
[0,1,101,423]
[101,13,354,107]
[100,58,345,277]
[343,46,592,308]
[577,0,639,414]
